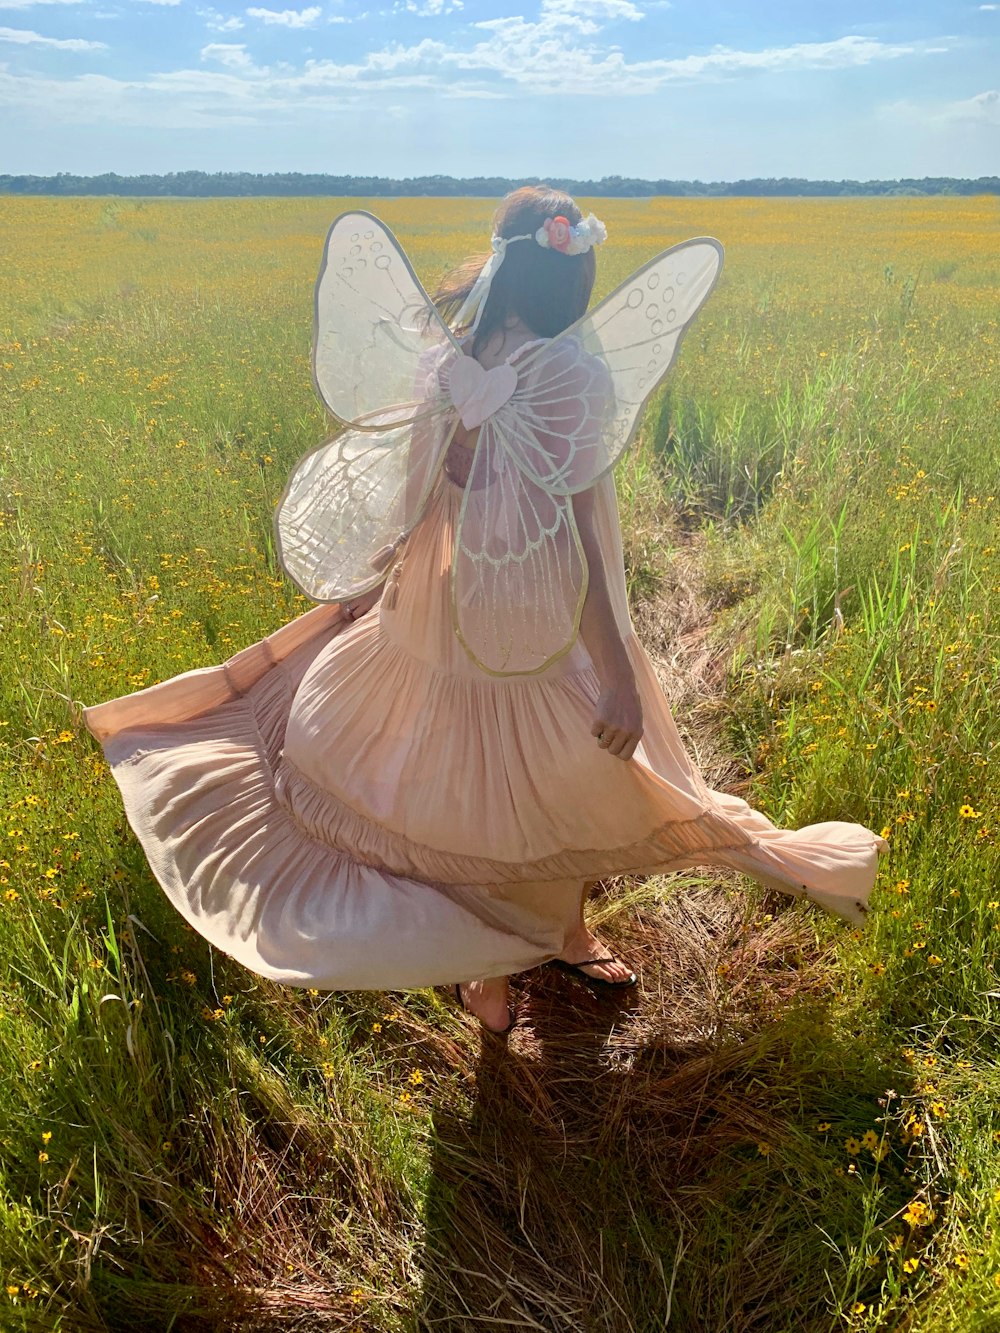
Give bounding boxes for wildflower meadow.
[1,194,999,1330]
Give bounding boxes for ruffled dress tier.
[84,462,887,990]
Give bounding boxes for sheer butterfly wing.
[276,211,460,602]
[509,237,724,493]
[312,209,459,428]
[452,237,723,674]
[451,414,587,677]
[276,405,455,603]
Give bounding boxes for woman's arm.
[572,486,643,760]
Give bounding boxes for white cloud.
[201,40,256,68]
[0,0,85,8]
[979,4,997,10]
[199,7,245,30]
[882,89,1000,129]
[0,16,950,139]
[367,29,931,95]
[0,23,105,47]
[245,5,320,26]
[135,0,182,6]
[658,35,924,77]
[941,88,1000,122]
[394,0,463,15]
[542,0,644,21]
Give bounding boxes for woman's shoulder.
[523,333,612,397]
[523,331,606,373]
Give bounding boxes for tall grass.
[1,195,998,1329]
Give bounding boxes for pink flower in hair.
[543,216,573,253]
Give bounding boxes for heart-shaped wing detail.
[447,356,517,430]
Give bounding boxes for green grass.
[1,195,999,1329]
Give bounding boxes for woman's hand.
[342,584,383,622]
[591,676,643,760]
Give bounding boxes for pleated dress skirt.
[84,473,887,989]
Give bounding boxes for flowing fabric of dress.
[83,216,887,991]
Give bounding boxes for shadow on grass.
[414,883,913,1333]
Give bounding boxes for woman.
[84,186,886,1035]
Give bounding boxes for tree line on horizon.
[2,171,999,198]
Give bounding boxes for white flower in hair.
[581,213,608,247]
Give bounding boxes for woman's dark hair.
[432,185,597,357]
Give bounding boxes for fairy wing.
[312,209,459,428]
[276,211,459,602]
[452,237,723,674]
[507,237,724,493]
[276,405,455,603]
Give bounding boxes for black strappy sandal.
[448,983,516,1035]
[547,956,638,990]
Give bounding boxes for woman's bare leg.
[450,879,632,1029]
[557,879,635,983]
[454,976,512,1032]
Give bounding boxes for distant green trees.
[1,171,998,197]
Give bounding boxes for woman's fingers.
[594,724,641,759]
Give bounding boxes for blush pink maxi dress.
[83,419,888,991]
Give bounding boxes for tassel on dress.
[372,533,408,611]
[382,561,405,611]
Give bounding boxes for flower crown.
[453,210,607,334]
[533,212,607,256]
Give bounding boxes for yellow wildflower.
[903,1200,934,1227]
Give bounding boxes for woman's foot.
[452,976,514,1033]
[557,926,636,985]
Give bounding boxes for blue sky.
[0,0,997,177]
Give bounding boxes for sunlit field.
[1,194,999,1331]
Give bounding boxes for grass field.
[1,193,999,1331]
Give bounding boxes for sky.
[0,0,998,179]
